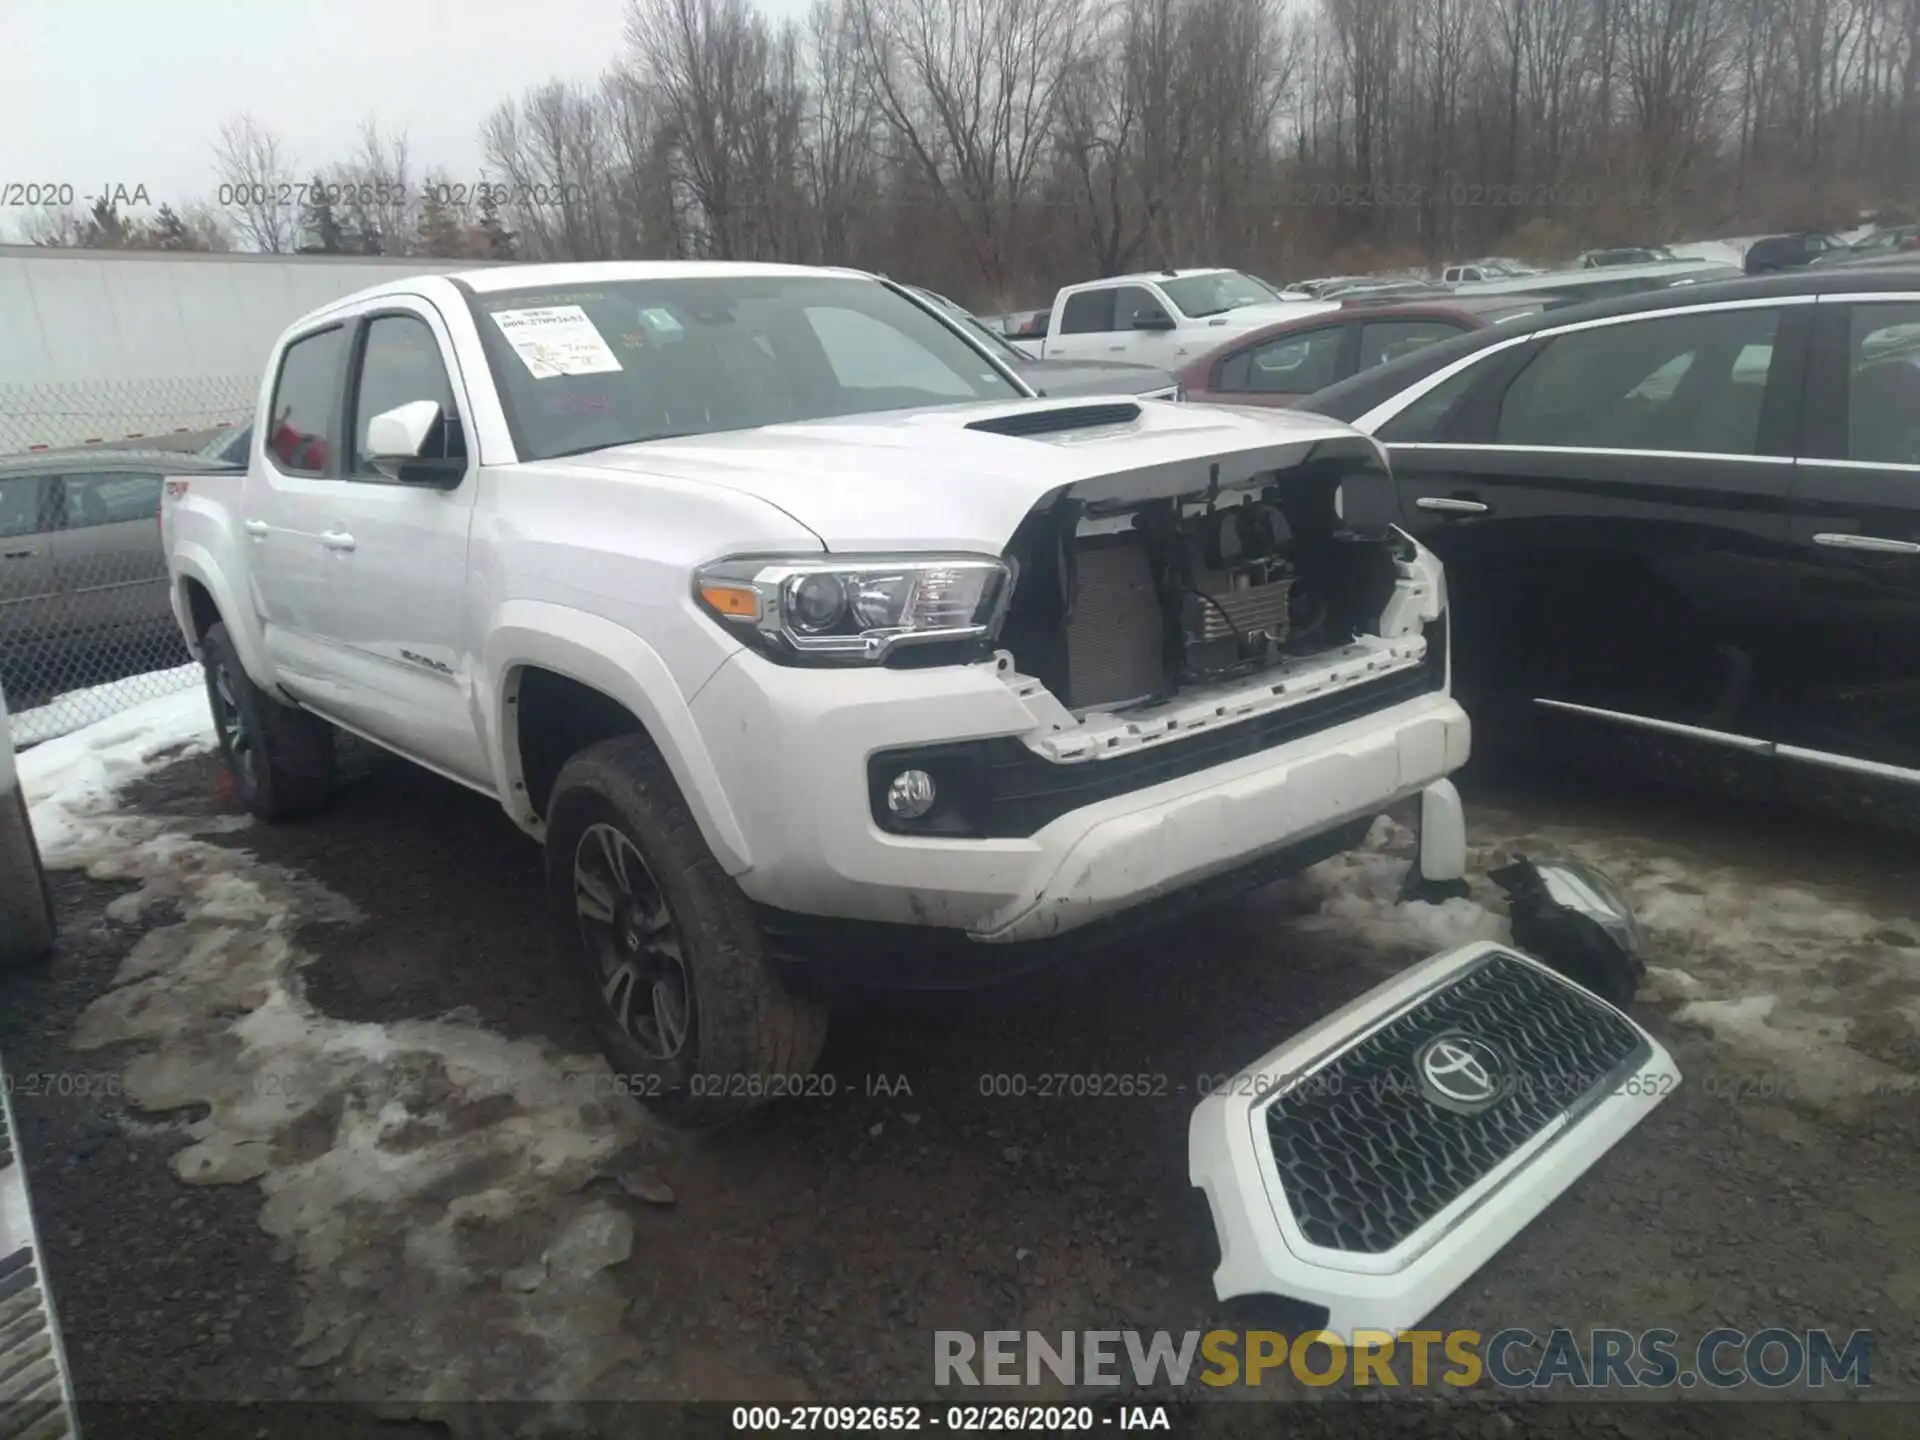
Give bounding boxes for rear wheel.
[0,786,56,969]
[544,735,827,1128]
[202,622,334,821]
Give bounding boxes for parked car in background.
[905,285,1180,400]
[198,421,252,467]
[1811,224,1920,266]
[1286,276,1374,298]
[1295,268,1920,804]
[1577,247,1668,268]
[1,677,57,964]
[1177,295,1546,408]
[0,447,220,700]
[1743,232,1847,274]
[1036,268,1333,366]
[1452,259,1745,309]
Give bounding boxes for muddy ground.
[2,739,1916,1439]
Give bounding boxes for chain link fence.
[3,378,255,749]
[0,376,258,456]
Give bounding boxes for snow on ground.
[18,684,216,861]
[1283,804,1919,1112]
[20,697,661,1409]
[9,662,205,747]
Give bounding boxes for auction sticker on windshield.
[490,305,624,378]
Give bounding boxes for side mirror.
[366,400,462,485]
[1132,310,1176,331]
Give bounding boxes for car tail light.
[1902,237,1919,251]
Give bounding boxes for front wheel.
[202,622,335,821]
[0,787,57,968]
[544,735,828,1128]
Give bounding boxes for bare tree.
[211,114,299,253]
[851,0,1085,289]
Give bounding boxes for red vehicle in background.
[1176,295,1545,408]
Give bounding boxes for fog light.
[886,769,937,820]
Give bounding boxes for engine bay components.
[1000,466,1405,713]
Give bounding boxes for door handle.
[1107,344,1128,352]
[321,530,356,552]
[2,546,37,559]
[1812,532,1920,555]
[243,519,270,538]
[1415,496,1491,515]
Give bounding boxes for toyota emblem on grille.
[1414,1031,1509,1114]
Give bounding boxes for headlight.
[694,554,1014,665]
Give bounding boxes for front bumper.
[691,650,1470,938]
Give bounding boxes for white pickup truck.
[1033,268,1335,366]
[160,260,1471,1125]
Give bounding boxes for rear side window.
[1360,320,1463,371]
[1219,326,1345,393]
[61,472,162,528]
[0,474,49,539]
[1846,303,1920,465]
[266,327,347,476]
[1494,308,1783,455]
[1060,289,1116,335]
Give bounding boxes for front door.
[1772,296,1920,776]
[47,470,169,642]
[0,473,58,683]
[308,302,486,785]
[1383,301,1809,736]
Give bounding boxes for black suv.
[1297,269,1920,800]
[1744,232,1846,274]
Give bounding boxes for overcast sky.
[0,0,808,241]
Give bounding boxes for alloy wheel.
[573,821,692,1061]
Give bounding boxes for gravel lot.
[3,709,1917,1439]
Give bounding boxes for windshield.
[468,275,1026,461]
[1159,271,1279,318]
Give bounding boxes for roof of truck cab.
[1297,266,1920,422]
[298,260,883,323]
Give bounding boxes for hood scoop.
[967,403,1141,439]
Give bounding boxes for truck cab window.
[351,315,466,474]
[1059,289,1116,335]
[267,327,347,476]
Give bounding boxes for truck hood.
[1014,357,1178,397]
[1190,300,1339,332]
[554,398,1368,553]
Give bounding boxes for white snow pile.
[18,695,663,1410]
[18,684,216,860]
[1279,803,1917,1113]
[8,662,205,747]
[1286,813,1511,954]
[1464,802,1919,1112]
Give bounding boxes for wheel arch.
[484,606,753,875]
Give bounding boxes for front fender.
[481,602,753,876]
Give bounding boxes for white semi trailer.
[0,245,513,454]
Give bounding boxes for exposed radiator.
[1064,534,1166,710]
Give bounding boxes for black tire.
[202,622,334,821]
[0,786,57,968]
[544,735,828,1128]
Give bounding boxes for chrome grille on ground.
[1263,951,1646,1255]
[0,1062,80,1440]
